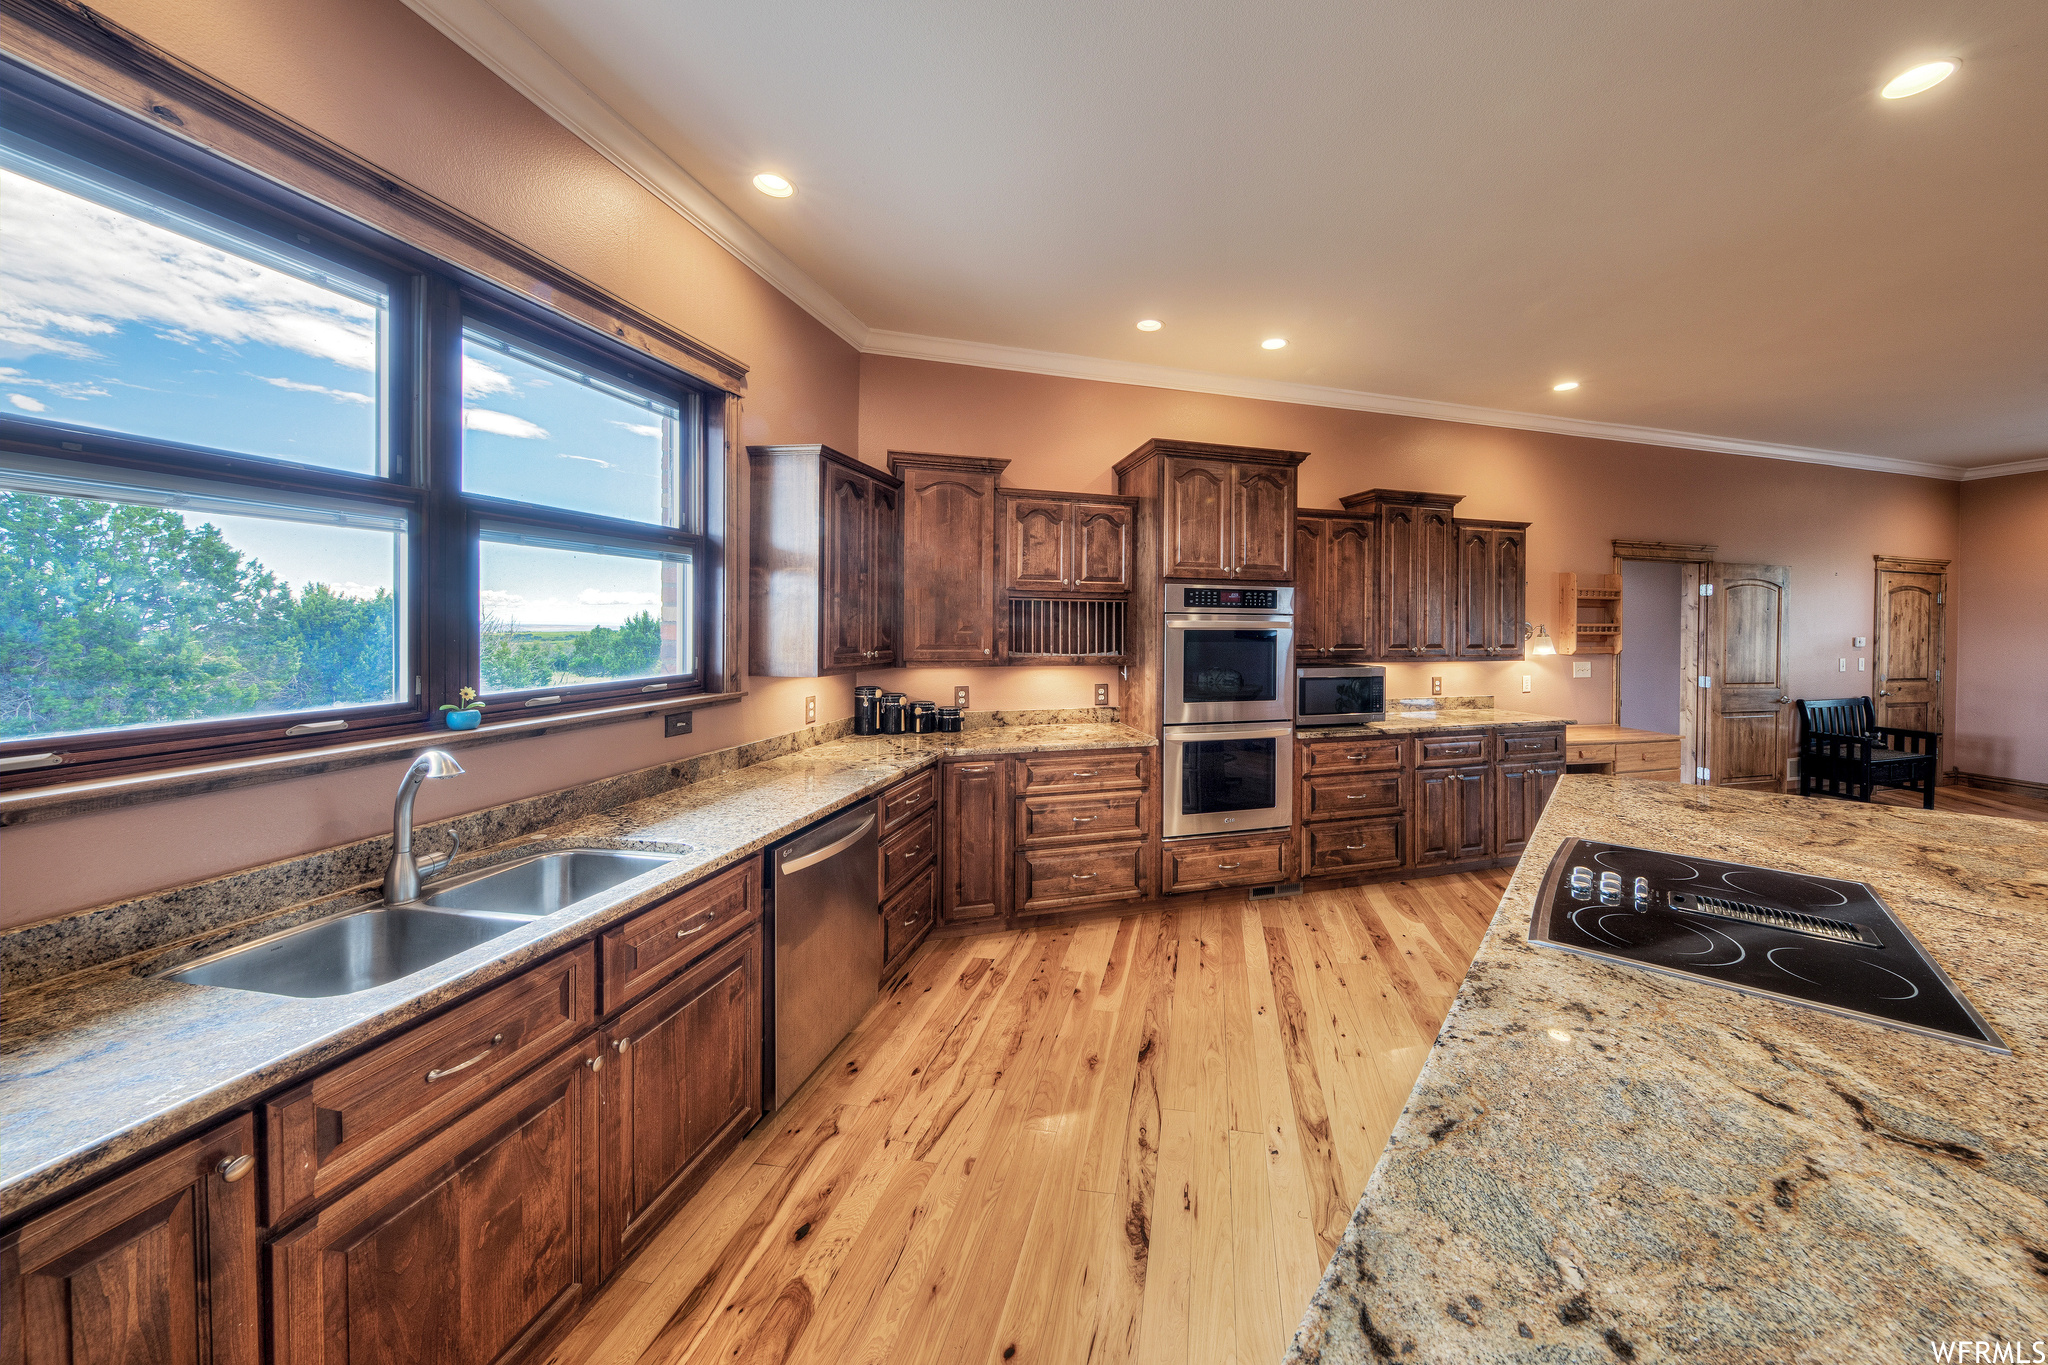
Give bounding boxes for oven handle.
[1163,722,1296,743]
[1163,616,1295,631]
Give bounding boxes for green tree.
[559,611,660,681]
[479,612,562,691]
[284,583,396,708]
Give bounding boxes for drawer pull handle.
[1343,753,1369,760]
[426,1033,504,1083]
[1345,843,1371,851]
[1217,861,1241,870]
[1071,815,1097,823]
[678,914,715,938]
[1070,872,1097,881]
[1070,770,1097,777]
[1344,793,1372,800]
[958,764,993,773]
[217,1154,255,1183]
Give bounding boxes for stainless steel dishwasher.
[770,800,881,1108]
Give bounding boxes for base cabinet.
[4,1115,261,1365]
[1495,761,1563,858]
[1305,817,1404,876]
[1164,830,1293,894]
[598,926,762,1277]
[940,760,1010,924]
[270,1043,602,1365]
[1413,764,1491,866]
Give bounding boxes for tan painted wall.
[0,0,860,928]
[858,354,1964,740]
[1952,471,2048,784]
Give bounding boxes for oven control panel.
[1181,588,1279,609]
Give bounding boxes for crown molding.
[865,330,1974,481]
[396,0,870,351]
[1958,455,2048,481]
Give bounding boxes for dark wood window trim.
[0,0,750,791]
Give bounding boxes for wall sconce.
[1524,622,1555,655]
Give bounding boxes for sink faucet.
[384,750,465,903]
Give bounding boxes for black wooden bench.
[1796,696,1939,809]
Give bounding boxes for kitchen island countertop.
[1288,775,2047,1363]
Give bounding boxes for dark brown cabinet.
[940,759,1010,924]
[4,1115,261,1365]
[1495,761,1562,858]
[1000,490,1134,596]
[1295,512,1377,659]
[893,452,1009,665]
[1454,520,1528,659]
[748,444,902,676]
[1072,501,1135,591]
[1413,763,1491,865]
[1333,489,1461,660]
[1115,439,1307,583]
[598,924,761,1276]
[271,1041,602,1365]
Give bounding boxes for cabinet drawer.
[1500,728,1565,760]
[263,945,595,1225]
[1015,750,1147,794]
[1565,742,1616,765]
[883,864,937,967]
[1414,732,1487,766]
[1299,737,1401,774]
[1630,767,1682,784]
[1304,772,1403,820]
[1016,841,1147,913]
[880,768,937,834]
[1305,817,1405,876]
[1165,832,1291,894]
[601,858,761,1014]
[1617,741,1681,772]
[881,807,938,897]
[1016,790,1147,847]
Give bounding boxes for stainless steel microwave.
[1295,665,1386,727]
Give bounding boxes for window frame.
[0,46,738,792]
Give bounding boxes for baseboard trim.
[1951,770,2048,799]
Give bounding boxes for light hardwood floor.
[1871,782,2048,823]
[547,869,1508,1365]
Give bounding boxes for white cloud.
[8,394,46,412]
[559,453,612,468]
[313,580,388,600]
[0,169,378,370]
[464,409,548,439]
[578,589,659,606]
[461,354,516,400]
[255,375,373,405]
[609,420,662,439]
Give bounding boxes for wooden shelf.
[1556,572,1623,655]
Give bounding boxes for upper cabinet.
[892,452,1010,665]
[1342,489,1461,659]
[749,444,902,676]
[1295,511,1377,660]
[1001,490,1134,596]
[1453,519,1528,659]
[1115,439,1308,582]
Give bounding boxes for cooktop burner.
[1530,839,2007,1053]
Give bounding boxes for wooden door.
[6,1115,260,1365]
[1324,516,1376,657]
[1495,760,1561,856]
[1293,518,1325,656]
[599,925,761,1276]
[1874,564,1946,732]
[1456,526,1495,656]
[271,1043,600,1365]
[1380,505,1419,656]
[1492,528,1526,656]
[1005,496,1070,593]
[868,479,900,666]
[1412,765,1487,865]
[1230,463,1296,580]
[1415,507,1456,657]
[1162,456,1231,579]
[1069,502,1133,592]
[1706,562,1792,791]
[898,466,995,663]
[822,465,871,670]
[940,760,1009,923]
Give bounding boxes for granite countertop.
[1303,707,1575,739]
[0,722,1151,1220]
[1288,777,2048,1363]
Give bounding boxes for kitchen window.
[0,80,727,790]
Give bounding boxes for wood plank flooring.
[547,870,1508,1365]
[1871,782,2048,823]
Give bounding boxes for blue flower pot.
[445,709,482,730]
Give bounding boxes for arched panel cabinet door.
[892,453,1009,665]
[1294,517,1326,656]
[1005,496,1071,592]
[1230,463,1297,581]
[1162,456,1231,579]
[1069,502,1133,593]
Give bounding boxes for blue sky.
[2,160,683,634]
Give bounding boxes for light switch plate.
[955,685,970,708]
[1521,674,1532,693]
[1572,661,1592,678]
[663,711,693,738]
[1858,658,1866,671]
[804,695,816,726]
[1094,683,1110,706]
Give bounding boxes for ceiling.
[403,0,2048,477]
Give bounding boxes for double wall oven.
[1161,584,1295,839]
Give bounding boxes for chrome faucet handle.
[418,827,461,882]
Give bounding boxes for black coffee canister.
[936,706,963,733]
[908,699,938,734]
[878,692,907,735]
[853,685,881,736]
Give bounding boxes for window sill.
[0,691,745,827]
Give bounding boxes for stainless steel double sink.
[161,849,681,999]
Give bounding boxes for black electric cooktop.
[1530,839,2007,1054]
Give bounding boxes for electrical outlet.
[1521,674,1532,693]
[804,695,816,726]
[1854,636,1867,648]
[1572,661,1592,678]
[663,710,693,738]
[1094,683,1110,707]
[954,685,970,708]
[1431,676,1443,696]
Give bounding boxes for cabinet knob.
[613,1036,631,1053]
[217,1154,254,1183]
[586,1055,604,1072]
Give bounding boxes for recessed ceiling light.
[1136,319,1162,332]
[1553,381,1580,392]
[752,173,794,198]
[1881,60,1957,99]
[1261,338,1287,350]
